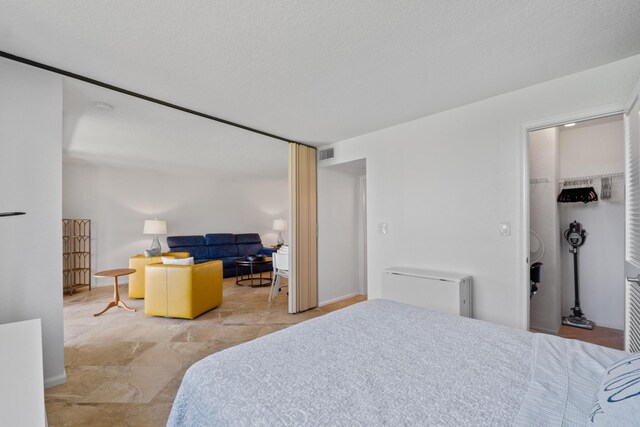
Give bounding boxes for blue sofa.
[167,233,274,278]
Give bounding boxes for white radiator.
[628,281,640,353]
[381,267,472,318]
[0,319,46,426]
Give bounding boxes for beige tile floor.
[46,278,366,426]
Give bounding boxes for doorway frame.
[519,103,627,331]
[357,173,368,295]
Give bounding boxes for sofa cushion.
[167,236,209,260]
[205,233,235,245]
[259,247,276,256]
[168,233,267,268]
[162,256,195,265]
[167,235,206,247]
[237,243,263,257]
[220,257,241,268]
[170,245,210,260]
[235,233,262,244]
[208,244,238,259]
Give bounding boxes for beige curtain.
[288,143,318,313]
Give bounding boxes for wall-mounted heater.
[381,267,472,317]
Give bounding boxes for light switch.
[499,222,511,236]
[378,223,388,234]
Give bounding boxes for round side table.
[235,257,273,287]
[93,268,136,317]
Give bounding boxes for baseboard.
[318,293,364,307]
[529,326,558,335]
[44,370,66,388]
[532,322,623,334]
[92,282,109,288]
[92,280,129,288]
[588,321,624,331]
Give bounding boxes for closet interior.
[528,114,625,343]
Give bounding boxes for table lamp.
[143,219,167,251]
[272,219,287,246]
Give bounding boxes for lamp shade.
[143,219,167,235]
[272,219,287,231]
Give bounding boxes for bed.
[167,299,635,426]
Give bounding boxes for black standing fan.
[562,221,594,330]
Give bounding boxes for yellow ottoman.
[128,252,190,298]
[144,260,223,319]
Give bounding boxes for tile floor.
[45,278,366,426]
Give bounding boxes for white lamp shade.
[272,219,287,231]
[143,219,167,235]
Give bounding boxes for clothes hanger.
[601,176,612,200]
[557,180,598,204]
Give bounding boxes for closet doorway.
[528,114,625,349]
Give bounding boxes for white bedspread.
[515,333,624,426]
[167,299,626,426]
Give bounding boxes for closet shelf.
[529,177,550,184]
[559,172,624,184]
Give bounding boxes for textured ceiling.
[1,1,640,146]
[62,78,288,180]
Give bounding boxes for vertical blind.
[626,99,640,267]
[626,97,640,353]
[288,143,318,314]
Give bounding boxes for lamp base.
[150,235,162,252]
[277,231,284,246]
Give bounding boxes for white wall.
[320,55,640,329]
[0,58,65,387]
[558,117,625,329]
[317,167,362,304]
[63,161,288,286]
[560,117,625,178]
[529,128,562,333]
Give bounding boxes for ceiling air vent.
[318,148,334,161]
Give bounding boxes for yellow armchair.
[128,252,190,298]
[144,260,223,319]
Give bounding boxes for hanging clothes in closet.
[557,182,598,204]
